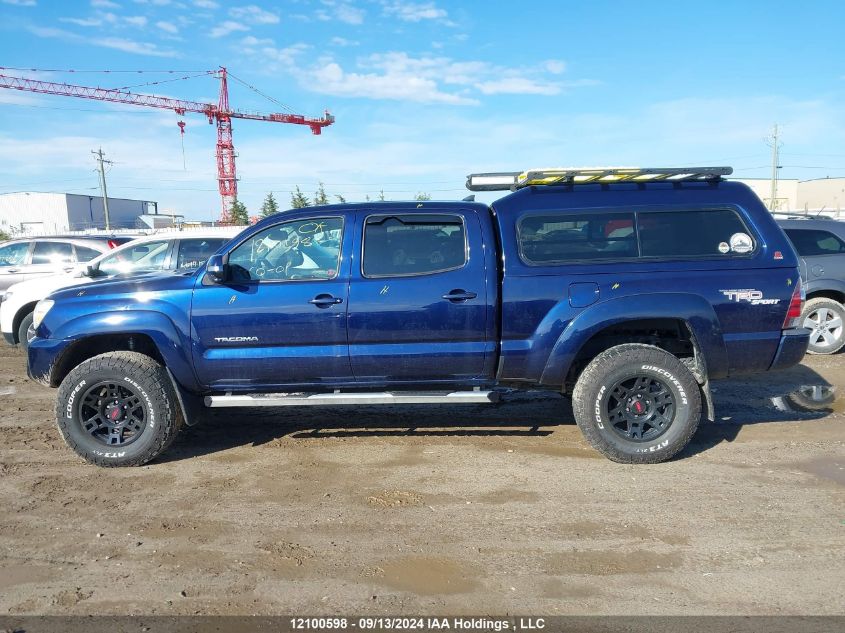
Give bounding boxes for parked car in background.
[0,237,121,297]
[1,229,240,349]
[778,218,845,354]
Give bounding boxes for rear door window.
[362,214,466,277]
[638,209,752,258]
[518,213,636,263]
[783,229,845,256]
[31,241,73,264]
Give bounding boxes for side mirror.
[205,254,228,282]
[85,264,98,278]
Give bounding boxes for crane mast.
[0,67,334,222]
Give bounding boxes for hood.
[49,269,196,303]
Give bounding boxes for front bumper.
[27,335,74,387]
[769,328,811,371]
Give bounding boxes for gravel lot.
[0,343,842,616]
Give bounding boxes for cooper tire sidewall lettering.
[640,365,688,406]
[594,385,606,429]
[66,379,86,419]
[123,376,156,429]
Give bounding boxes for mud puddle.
[372,557,479,595]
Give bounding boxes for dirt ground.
[0,342,842,616]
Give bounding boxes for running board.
[204,390,500,408]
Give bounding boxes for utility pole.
[92,148,112,230]
[766,124,781,211]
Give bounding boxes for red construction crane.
[0,67,334,222]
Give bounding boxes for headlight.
[32,299,54,330]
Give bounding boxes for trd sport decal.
[720,289,780,305]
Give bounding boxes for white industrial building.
[735,177,845,214]
[0,192,158,235]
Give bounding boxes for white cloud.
[243,49,589,105]
[60,16,104,26]
[475,77,561,96]
[29,25,178,57]
[209,20,249,37]
[311,60,477,105]
[93,36,176,56]
[156,20,178,33]
[544,60,566,75]
[382,1,449,23]
[91,0,119,7]
[124,15,148,27]
[132,0,171,4]
[241,35,273,46]
[229,4,280,24]
[330,36,358,47]
[192,0,218,7]
[2,0,37,6]
[317,1,365,25]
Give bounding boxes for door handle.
[5,269,18,274]
[308,294,343,307]
[442,290,477,302]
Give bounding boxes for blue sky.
[0,0,844,220]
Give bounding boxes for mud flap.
[700,379,715,423]
[166,367,204,427]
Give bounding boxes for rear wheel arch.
[563,317,706,392]
[805,288,845,304]
[539,293,728,391]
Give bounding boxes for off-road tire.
[17,312,33,351]
[572,344,701,464]
[56,351,184,467]
[802,297,845,355]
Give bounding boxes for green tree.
[290,186,310,209]
[414,192,432,201]
[260,192,279,218]
[0,229,10,241]
[229,198,249,226]
[314,182,329,205]
[335,194,347,203]
[377,189,386,201]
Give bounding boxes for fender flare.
[539,293,729,387]
[49,310,199,391]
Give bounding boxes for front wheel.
[572,344,701,464]
[56,351,184,467]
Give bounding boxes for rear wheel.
[802,297,845,355]
[56,351,183,467]
[17,312,33,351]
[572,344,701,464]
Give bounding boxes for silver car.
[0,237,118,296]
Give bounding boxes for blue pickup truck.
[27,167,809,466]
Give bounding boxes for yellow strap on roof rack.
[465,166,733,191]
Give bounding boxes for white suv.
[1,229,240,349]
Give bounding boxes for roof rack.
[465,166,733,192]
